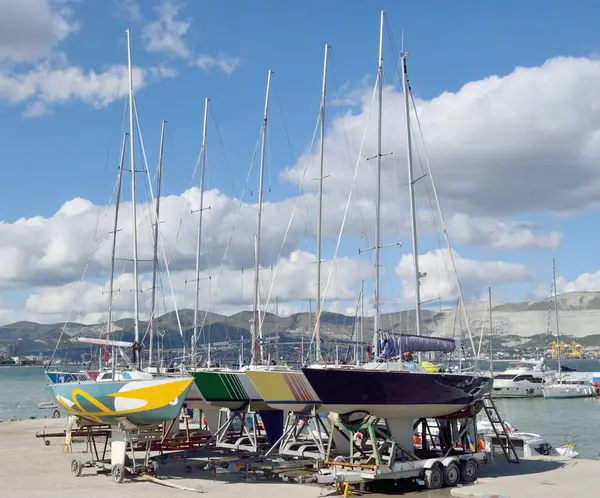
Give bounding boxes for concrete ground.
[451,456,600,498]
[3,418,594,498]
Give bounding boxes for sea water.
[1,361,599,459]
[0,366,54,421]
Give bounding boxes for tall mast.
[109,133,127,377]
[192,98,210,370]
[250,70,273,366]
[372,10,384,357]
[488,286,493,372]
[552,258,561,379]
[400,52,422,361]
[360,279,365,344]
[315,44,329,363]
[149,120,166,367]
[126,29,141,369]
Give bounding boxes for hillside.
[2,291,600,356]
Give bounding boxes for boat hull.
[492,381,543,398]
[47,377,193,426]
[192,370,265,411]
[246,369,321,413]
[301,368,493,419]
[542,384,597,399]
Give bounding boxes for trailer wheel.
[71,459,82,477]
[424,464,444,489]
[112,463,125,483]
[443,462,460,487]
[460,459,478,483]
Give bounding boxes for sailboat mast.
[488,286,493,372]
[552,258,561,377]
[149,120,166,367]
[126,29,141,369]
[193,98,210,370]
[250,69,273,366]
[315,45,329,363]
[109,133,127,377]
[400,53,423,359]
[372,10,384,357]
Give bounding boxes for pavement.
[451,456,600,497]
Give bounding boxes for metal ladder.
[481,396,520,463]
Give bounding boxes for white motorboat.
[476,420,579,459]
[542,376,597,399]
[492,359,557,398]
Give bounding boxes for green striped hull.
[193,370,263,410]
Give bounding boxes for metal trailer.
[68,424,161,483]
[315,396,519,493]
[318,451,487,491]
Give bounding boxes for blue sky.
[1,0,600,325]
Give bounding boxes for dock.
[3,417,599,497]
[0,418,325,498]
[452,456,600,497]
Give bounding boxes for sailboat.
[543,259,596,399]
[188,73,285,446]
[47,29,193,427]
[246,45,331,412]
[250,15,492,428]
[291,12,492,451]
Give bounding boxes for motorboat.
[476,420,579,458]
[492,359,557,398]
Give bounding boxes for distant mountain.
[3,291,600,356]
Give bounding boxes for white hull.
[492,382,544,398]
[322,403,466,420]
[543,384,597,399]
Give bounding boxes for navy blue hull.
[301,368,492,418]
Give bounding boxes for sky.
[1,0,600,327]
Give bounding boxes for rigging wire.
[306,78,379,363]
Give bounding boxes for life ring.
[53,410,60,419]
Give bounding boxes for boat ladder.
[481,396,520,463]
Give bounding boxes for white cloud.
[447,214,563,250]
[556,272,600,294]
[134,0,242,74]
[396,249,531,304]
[141,0,191,58]
[282,56,600,224]
[193,54,241,75]
[0,0,79,62]
[0,64,148,110]
[21,249,370,324]
[0,0,178,116]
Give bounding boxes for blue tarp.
[378,332,455,358]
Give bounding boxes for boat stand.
[265,409,331,460]
[68,421,164,483]
[196,407,270,453]
[317,406,491,491]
